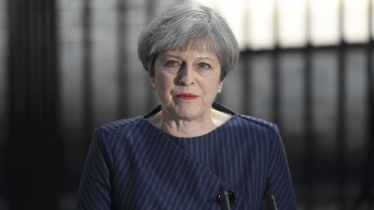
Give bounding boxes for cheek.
[156,74,175,91]
[202,81,219,95]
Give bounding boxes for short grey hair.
[138,0,239,81]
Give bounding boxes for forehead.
[158,39,217,57]
[159,36,215,53]
[180,39,214,52]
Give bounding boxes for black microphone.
[217,185,236,210]
[266,189,277,210]
[219,185,231,210]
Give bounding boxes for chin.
[173,107,201,120]
[175,111,198,119]
[165,102,207,119]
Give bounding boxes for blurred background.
[0,0,373,209]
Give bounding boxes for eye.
[198,63,211,69]
[165,60,180,67]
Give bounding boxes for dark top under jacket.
[76,103,297,210]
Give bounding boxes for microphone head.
[266,189,278,210]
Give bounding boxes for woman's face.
[152,48,223,120]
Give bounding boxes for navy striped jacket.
[77,103,297,209]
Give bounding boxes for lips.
[176,93,198,100]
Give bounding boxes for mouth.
[176,93,198,100]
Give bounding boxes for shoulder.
[93,115,151,141]
[93,105,162,143]
[227,114,280,143]
[97,105,162,136]
[236,114,278,133]
[214,102,279,137]
[92,106,162,149]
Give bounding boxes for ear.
[149,78,155,87]
[219,78,225,88]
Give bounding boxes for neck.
[147,107,232,138]
[162,115,215,138]
[163,109,217,137]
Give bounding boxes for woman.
[77,1,297,209]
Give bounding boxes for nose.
[177,63,195,85]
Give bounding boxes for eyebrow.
[159,53,217,62]
[195,57,216,62]
[159,54,183,60]
[161,55,216,62]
